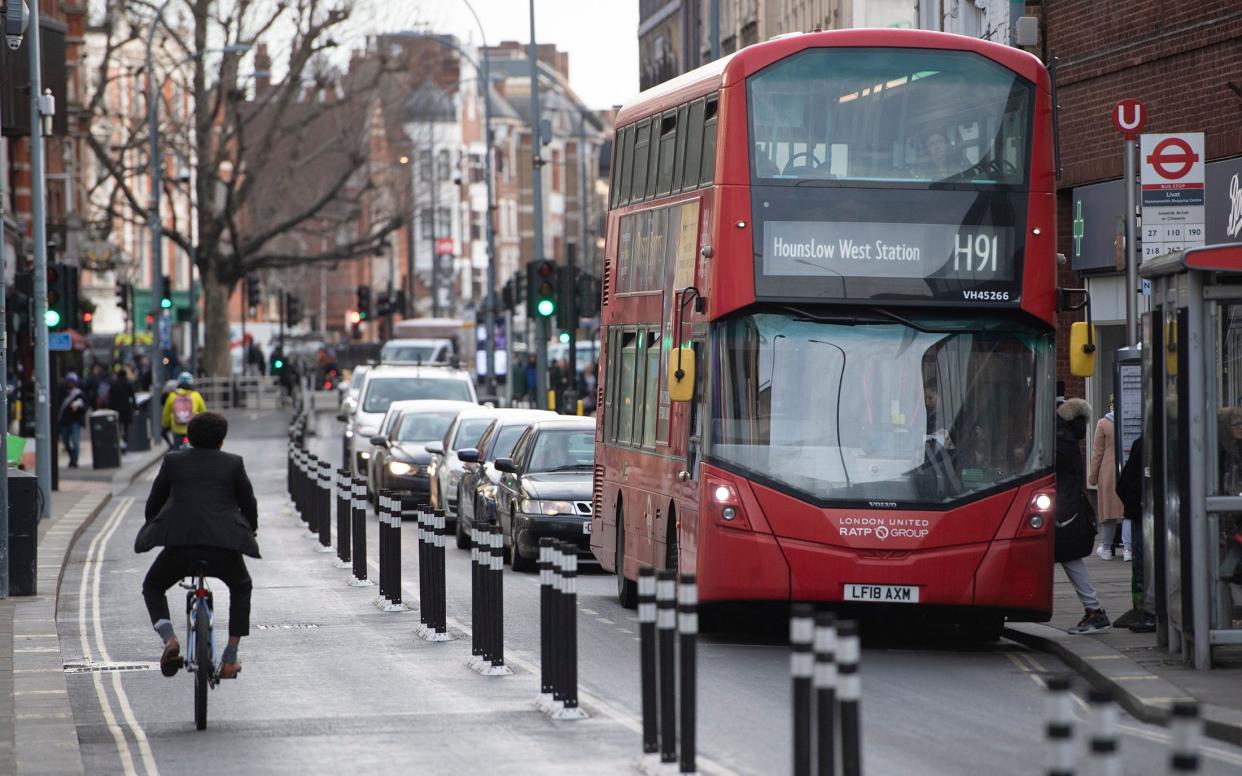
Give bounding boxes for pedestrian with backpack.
[1056,397,1111,634]
[162,372,206,450]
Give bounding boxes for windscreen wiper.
[544,464,594,472]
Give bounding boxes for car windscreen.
[383,344,443,363]
[451,417,495,450]
[489,425,529,461]
[362,377,473,413]
[527,430,595,472]
[396,412,458,442]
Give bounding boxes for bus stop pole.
[1123,138,1138,347]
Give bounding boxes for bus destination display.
[762,220,1013,282]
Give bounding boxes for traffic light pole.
[528,0,548,409]
[146,1,172,443]
[0,95,9,590]
[29,0,52,515]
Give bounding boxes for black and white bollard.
[417,505,451,642]
[376,492,389,604]
[416,502,431,631]
[813,613,837,776]
[657,569,678,764]
[348,477,372,587]
[836,620,862,776]
[1087,689,1120,776]
[470,525,511,675]
[470,524,484,668]
[303,454,321,540]
[536,538,555,711]
[791,603,815,776]
[333,468,351,569]
[1168,702,1201,774]
[1044,676,1075,776]
[376,492,407,612]
[638,567,658,754]
[316,461,334,553]
[549,541,585,719]
[678,575,697,774]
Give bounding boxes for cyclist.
[162,372,206,449]
[135,412,259,679]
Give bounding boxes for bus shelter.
[1139,243,1242,669]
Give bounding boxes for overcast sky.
[361,0,641,111]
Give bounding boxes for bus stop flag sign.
[1140,132,1206,262]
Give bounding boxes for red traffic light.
[536,261,555,279]
[82,312,93,322]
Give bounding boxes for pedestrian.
[1089,396,1130,561]
[161,372,206,450]
[549,357,568,413]
[58,373,88,468]
[136,411,258,680]
[510,354,528,405]
[107,363,136,451]
[1116,435,1157,632]
[1056,397,1111,634]
[524,355,537,407]
[582,361,598,414]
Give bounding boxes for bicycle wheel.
[194,602,211,730]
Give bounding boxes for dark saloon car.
[454,410,552,546]
[494,418,596,571]
[369,400,474,507]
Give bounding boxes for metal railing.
[194,376,283,410]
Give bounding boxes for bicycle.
[177,561,219,730]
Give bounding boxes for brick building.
[1041,1,1242,411]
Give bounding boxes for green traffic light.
[45,309,62,327]
[536,298,556,317]
[273,359,284,369]
[160,297,172,309]
[558,331,570,344]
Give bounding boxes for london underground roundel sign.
[1111,99,1146,139]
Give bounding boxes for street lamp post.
[145,0,173,445]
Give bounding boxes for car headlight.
[344,429,354,439]
[428,461,439,477]
[388,461,413,476]
[520,499,576,516]
[359,450,371,460]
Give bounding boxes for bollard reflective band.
[656,577,676,629]
[677,579,697,635]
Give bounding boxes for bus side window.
[656,109,677,197]
[618,125,636,207]
[700,96,719,186]
[671,104,689,195]
[682,99,705,190]
[631,121,652,202]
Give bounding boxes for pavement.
[1,433,165,775]
[1005,550,1242,748]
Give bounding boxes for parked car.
[341,364,477,477]
[368,400,476,505]
[339,364,371,463]
[454,410,555,547]
[494,418,596,571]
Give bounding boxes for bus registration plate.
[844,584,919,603]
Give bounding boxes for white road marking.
[77,498,137,776]
[91,496,160,776]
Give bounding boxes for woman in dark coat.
[1056,398,1111,634]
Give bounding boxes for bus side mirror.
[668,347,696,402]
[1069,322,1097,377]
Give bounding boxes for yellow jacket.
[162,388,206,434]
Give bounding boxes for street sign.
[47,332,71,351]
[435,237,454,256]
[1140,132,1206,261]
[1112,99,1146,139]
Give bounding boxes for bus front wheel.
[616,503,637,609]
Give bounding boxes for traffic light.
[558,330,571,344]
[557,263,577,330]
[160,275,172,310]
[376,290,391,317]
[394,289,407,317]
[356,285,372,320]
[501,277,515,311]
[286,293,302,326]
[45,263,78,330]
[115,283,131,316]
[246,273,260,309]
[80,311,93,333]
[527,260,557,319]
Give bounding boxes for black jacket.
[135,448,261,558]
[1116,436,1143,521]
[1055,417,1094,526]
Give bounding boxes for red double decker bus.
[591,29,1059,631]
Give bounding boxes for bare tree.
[85,0,406,375]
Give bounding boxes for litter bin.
[7,469,39,595]
[128,393,151,452]
[89,409,122,469]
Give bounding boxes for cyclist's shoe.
[160,640,183,677]
[218,661,241,679]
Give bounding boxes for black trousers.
[142,546,252,638]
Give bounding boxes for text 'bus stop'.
[1140,242,1242,669]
